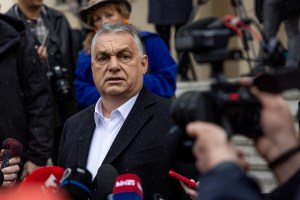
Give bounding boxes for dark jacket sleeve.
[21,32,54,166]
[198,162,264,200]
[268,169,300,200]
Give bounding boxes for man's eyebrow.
[95,50,109,56]
[94,47,132,56]
[115,47,132,53]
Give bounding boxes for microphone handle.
[1,149,13,168]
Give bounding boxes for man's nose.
[108,56,120,71]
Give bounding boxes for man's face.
[92,32,148,99]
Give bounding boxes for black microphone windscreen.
[2,138,23,156]
[96,164,119,198]
[58,166,93,200]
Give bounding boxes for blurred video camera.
[169,17,297,161]
[47,65,72,101]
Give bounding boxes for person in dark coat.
[262,0,300,68]
[6,0,79,167]
[57,22,181,200]
[0,13,53,179]
[148,0,194,50]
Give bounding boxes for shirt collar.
[94,94,139,127]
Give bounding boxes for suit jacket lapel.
[77,106,96,166]
[103,87,155,164]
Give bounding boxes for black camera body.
[47,65,72,101]
[173,17,262,135]
[171,82,261,137]
[170,17,263,161]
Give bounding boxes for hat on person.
[79,0,131,25]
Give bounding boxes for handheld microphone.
[112,173,143,200]
[91,164,119,200]
[17,166,64,195]
[1,138,23,168]
[57,166,93,200]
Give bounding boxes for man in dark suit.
[57,22,180,200]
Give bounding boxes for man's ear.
[141,55,148,74]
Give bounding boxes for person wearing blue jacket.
[75,0,177,108]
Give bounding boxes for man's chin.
[105,87,126,96]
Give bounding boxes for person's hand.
[240,77,300,183]
[251,86,298,162]
[21,161,40,179]
[0,149,21,188]
[180,180,199,200]
[36,45,48,61]
[186,121,239,173]
[1,157,21,188]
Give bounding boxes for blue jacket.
[74,31,177,108]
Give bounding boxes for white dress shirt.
[87,94,138,179]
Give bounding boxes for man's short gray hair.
[91,23,145,58]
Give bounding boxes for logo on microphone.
[115,179,136,187]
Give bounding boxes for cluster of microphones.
[0,138,164,200]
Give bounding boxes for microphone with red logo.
[17,166,65,195]
[112,173,143,200]
[1,138,23,168]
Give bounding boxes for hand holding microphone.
[0,138,23,188]
[1,138,23,169]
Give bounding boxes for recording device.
[17,166,65,195]
[168,170,196,189]
[58,166,93,200]
[90,164,119,200]
[47,65,72,101]
[112,173,143,200]
[1,138,23,168]
[171,16,300,161]
[174,17,261,138]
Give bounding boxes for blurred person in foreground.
[0,11,53,179]
[75,0,177,108]
[180,77,300,200]
[58,22,181,200]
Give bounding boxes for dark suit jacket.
[198,162,300,200]
[57,87,180,200]
[198,162,264,200]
